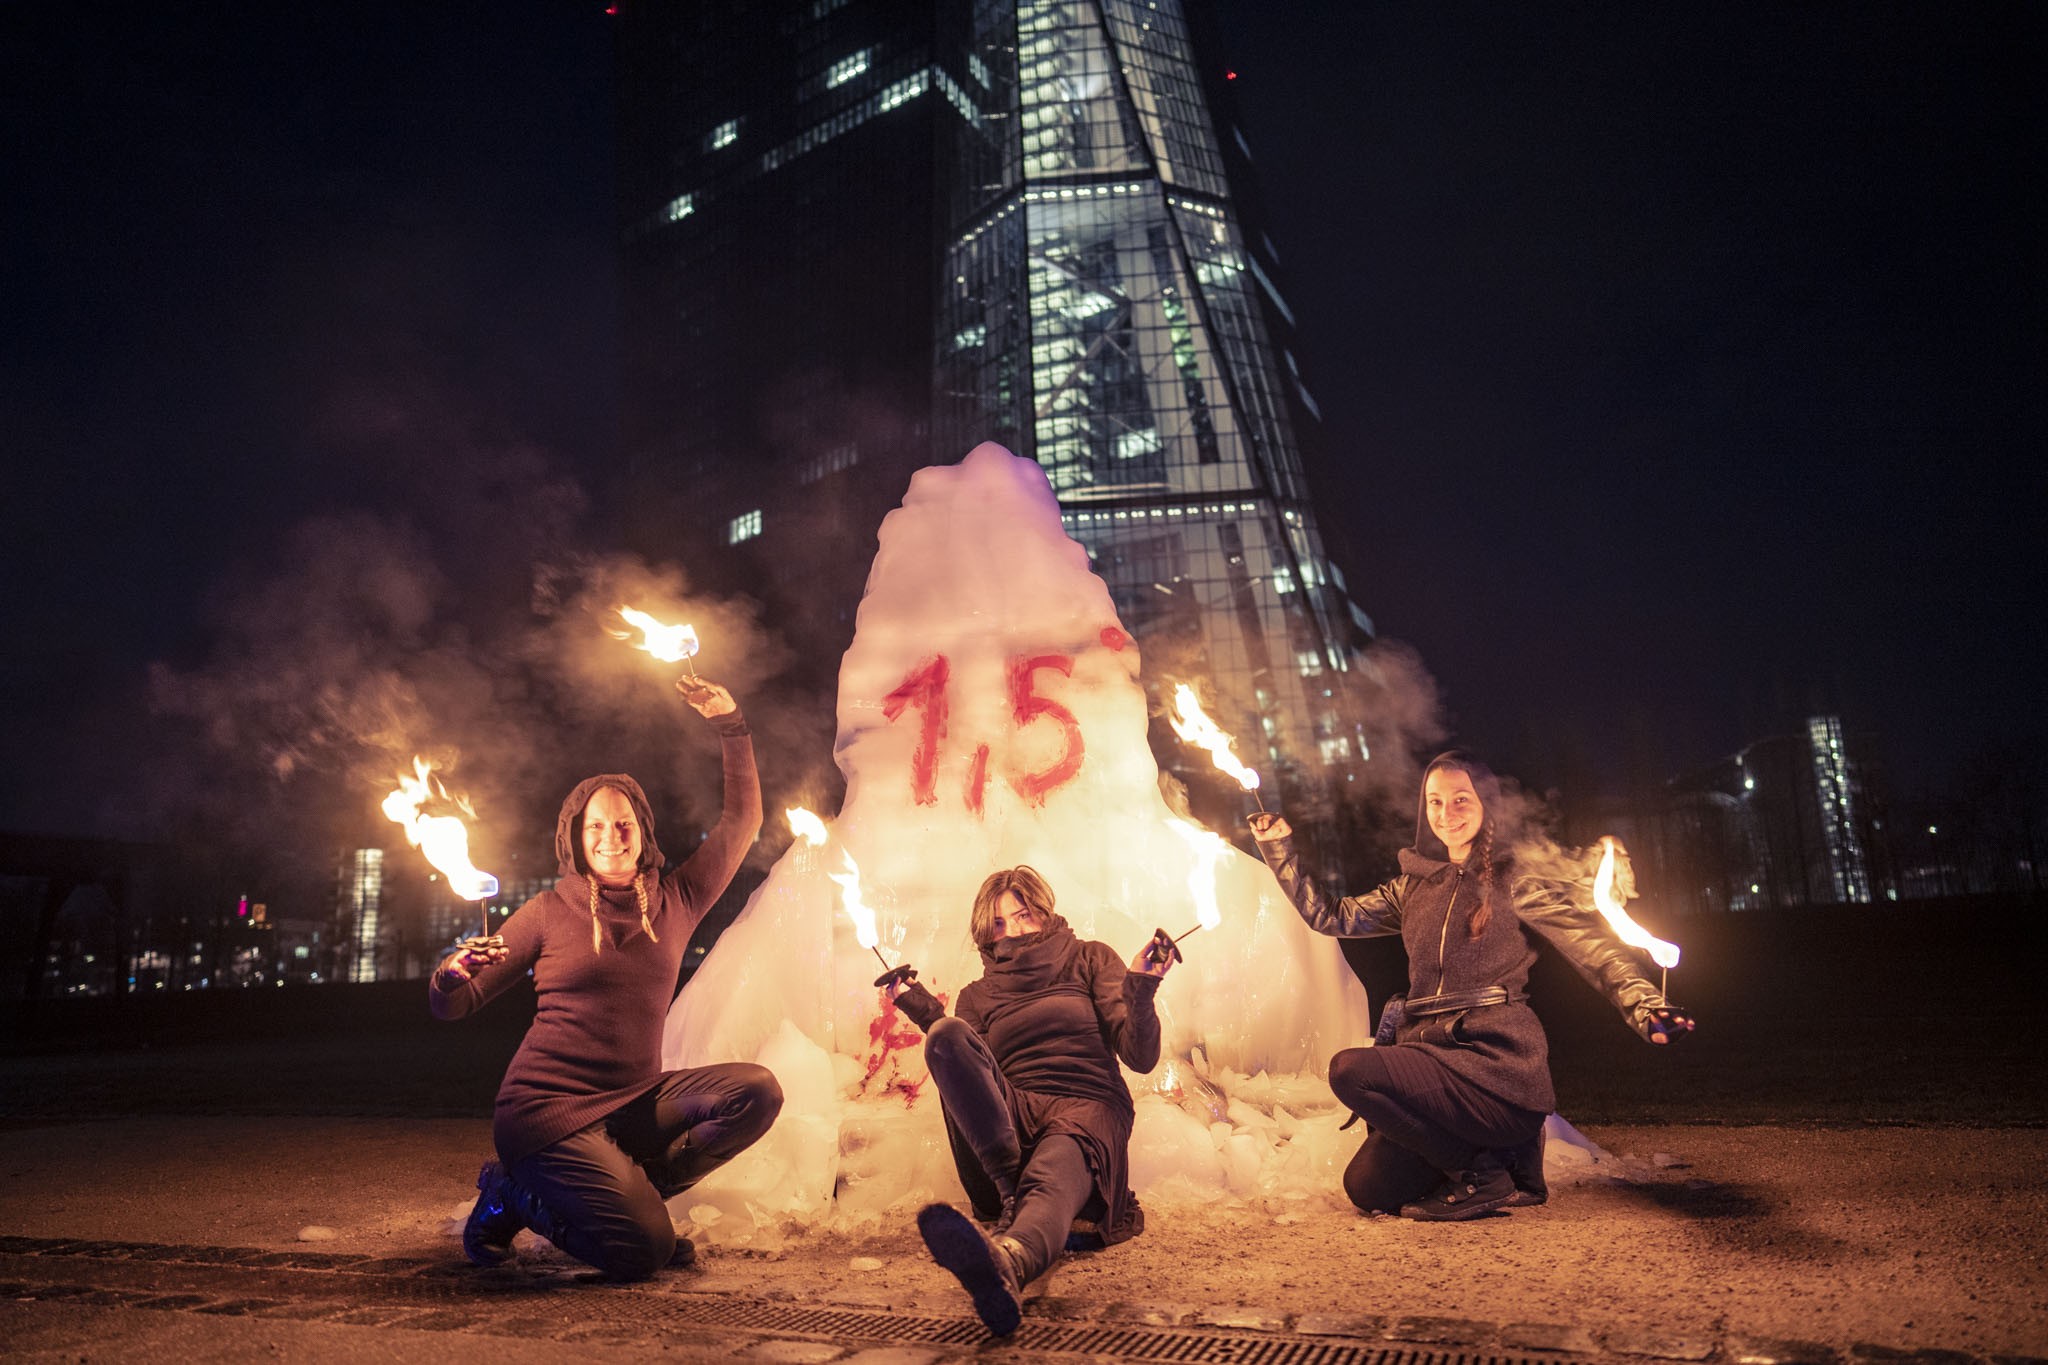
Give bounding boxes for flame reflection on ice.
[786,806,829,847]
[1166,818,1230,931]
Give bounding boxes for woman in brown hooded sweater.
[1250,749,1692,1221]
[429,679,777,1279]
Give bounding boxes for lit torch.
[827,848,917,991]
[382,757,501,942]
[610,604,701,681]
[1168,683,1265,812]
[1145,818,1233,965]
[1592,835,1681,994]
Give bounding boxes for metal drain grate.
[650,1297,1587,1365]
[1,1238,1599,1364]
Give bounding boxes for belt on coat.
[1403,986,1520,1015]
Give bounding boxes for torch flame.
[380,757,500,901]
[1167,818,1230,931]
[786,806,829,847]
[1168,684,1261,792]
[828,849,879,951]
[610,605,700,664]
[1592,836,1680,970]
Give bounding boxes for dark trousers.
[508,1062,782,1280]
[1328,1045,1544,1214]
[923,1017,1092,1280]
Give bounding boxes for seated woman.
[429,678,780,1280]
[1249,749,1692,1221]
[890,866,1173,1335]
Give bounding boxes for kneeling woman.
[891,867,1173,1335]
[429,679,780,1279]
[1250,750,1691,1222]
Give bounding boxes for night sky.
[4,2,2040,844]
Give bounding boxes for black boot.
[1399,1166,1516,1222]
[462,1160,522,1267]
[1501,1125,1548,1207]
[917,1202,1026,1336]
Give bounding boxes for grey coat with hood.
[430,711,760,1165]
[1256,755,1672,1114]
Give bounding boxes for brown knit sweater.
[429,713,761,1165]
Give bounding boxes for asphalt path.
[1,1115,2042,1362]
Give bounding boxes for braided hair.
[587,871,659,954]
[1467,822,1496,940]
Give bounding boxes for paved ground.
[1,1115,2042,1363]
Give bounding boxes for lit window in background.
[666,193,695,223]
[707,119,740,151]
[827,50,871,87]
[728,510,763,544]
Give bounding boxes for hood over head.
[1412,748,1505,862]
[555,773,667,879]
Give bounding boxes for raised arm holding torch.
[611,605,702,682]
[1168,683,1265,812]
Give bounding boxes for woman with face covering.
[887,866,1174,1336]
[1249,750,1693,1221]
[428,679,778,1279]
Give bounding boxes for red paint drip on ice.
[1099,626,1128,652]
[865,989,942,1103]
[965,743,991,815]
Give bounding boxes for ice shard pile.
[662,443,1371,1242]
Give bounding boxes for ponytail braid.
[1466,824,1495,940]
[635,872,659,946]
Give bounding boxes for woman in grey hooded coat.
[1250,749,1692,1221]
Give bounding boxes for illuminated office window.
[827,50,871,87]
[728,509,763,544]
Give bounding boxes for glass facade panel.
[620,0,1375,806]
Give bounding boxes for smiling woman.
[425,677,777,1282]
[1249,749,1694,1222]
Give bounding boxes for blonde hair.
[970,866,1056,947]
[588,872,657,954]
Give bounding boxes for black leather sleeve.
[1511,875,1670,1040]
[1255,834,1407,938]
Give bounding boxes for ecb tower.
[617,0,1376,807]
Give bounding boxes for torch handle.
[872,961,919,991]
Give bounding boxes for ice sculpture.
[662,443,1370,1236]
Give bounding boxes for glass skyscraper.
[617,0,1374,803]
